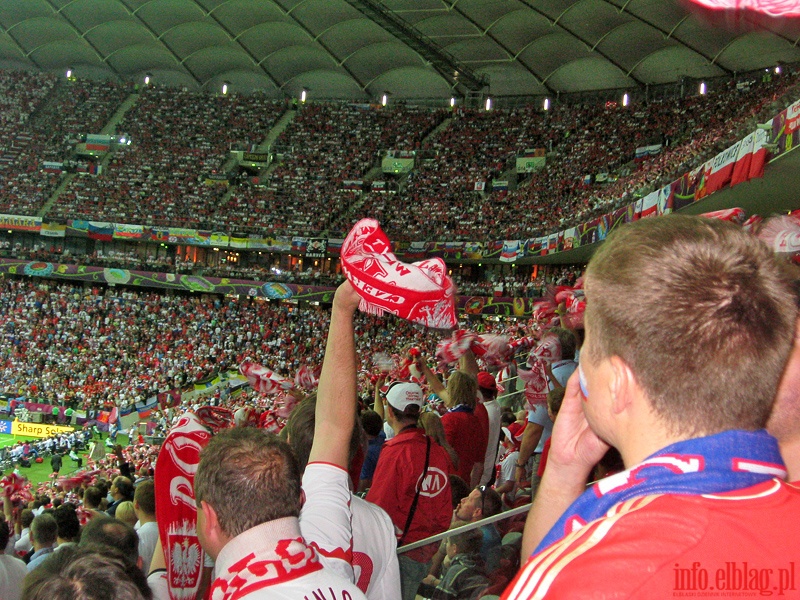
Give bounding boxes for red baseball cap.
[477,371,497,391]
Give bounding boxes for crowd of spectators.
[360,73,798,241]
[0,239,579,297]
[0,278,443,416]
[451,265,581,297]
[0,73,134,218]
[217,103,445,235]
[49,86,287,227]
[0,67,796,247]
[0,70,59,216]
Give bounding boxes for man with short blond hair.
[504,215,800,599]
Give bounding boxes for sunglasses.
[478,484,488,516]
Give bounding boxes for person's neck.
[393,421,417,435]
[139,513,157,524]
[779,437,800,483]
[617,411,693,468]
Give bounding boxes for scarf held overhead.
[341,218,457,329]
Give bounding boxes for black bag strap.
[399,434,431,547]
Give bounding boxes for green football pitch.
[0,432,133,487]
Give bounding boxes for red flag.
[749,128,770,180]
[705,142,740,194]
[730,132,755,188]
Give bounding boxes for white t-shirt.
[527,404,553,454]
[137,520,159,574]
[300,462,356,583]
[351,495,402,600]
[301,462,401,600]
[0,553,27,600]
[479,399,502,487]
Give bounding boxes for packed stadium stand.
[0,68,796,245]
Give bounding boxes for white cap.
[386,382,423,411]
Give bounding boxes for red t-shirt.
[442,407,487,485]
[366,427,452,563]
[502,479,800,599]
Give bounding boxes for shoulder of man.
[503,480,800,599]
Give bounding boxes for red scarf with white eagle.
[155,412,213,600]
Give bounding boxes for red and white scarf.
[155,412,213,600]
[341,219,457,329]
[209,538,323,600]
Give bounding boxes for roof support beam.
[517,0,646,87]
[183,1,285,90]
[447,4,553,93]
[340,0,487,93]
[604,0,733,75]
[118,0,202,87]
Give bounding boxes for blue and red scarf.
[535,429,786,554]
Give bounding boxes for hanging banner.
[40,223,66,238]
[499,240,520,262]
[0,215,41,232]
[306,238,327,258]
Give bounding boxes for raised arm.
[458,349,479,378]
[308,282,361,468]
[373,374,386,422]
[417,357,447,397]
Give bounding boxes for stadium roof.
[1,0,799,101]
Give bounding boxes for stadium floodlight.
[622,93,629,107]
[450,97,456,107]
[699,82,707,95]
[381,92,388,106]
[543,98,550,111]
[485,97,492,111]
[300,89,307,103]
[222,82,229,95]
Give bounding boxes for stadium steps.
[37,94,138,218]
[259,109,297,153]
[496,163,518,191]
[101,92,140,135]
[425,116,452,143]
[362,164,382,183]
[38,173,76,218]
[248,110,297,179]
